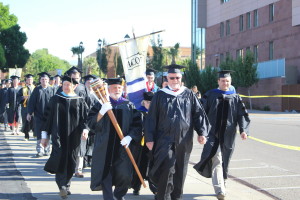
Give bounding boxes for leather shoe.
[74,172,84,178]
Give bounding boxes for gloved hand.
[120,136,132,148]
[99,102,112,116]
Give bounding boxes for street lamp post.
[79,41,83,72]
[97,39,102,75]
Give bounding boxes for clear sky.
[1,0,191,64]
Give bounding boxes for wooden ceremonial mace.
[90,79,147,188]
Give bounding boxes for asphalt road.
[190,111,300,200]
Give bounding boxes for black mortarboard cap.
[163,64,186,73]
[10,75,20,80]
[83,74,97,82]
[61,76,79,85]
[65,66,82,76]
[25,74,34,78]
[50,77,55,80]
[5,79,11,83]
[143,92,154,101]
[54,74,61,78]
[37,72,51,78]
[146,68,157,76]
[107,78,125,86]
[218,70,234,78]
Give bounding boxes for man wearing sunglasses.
[144,64,210,200]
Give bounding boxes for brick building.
[193,0,300,111]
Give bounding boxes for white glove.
[99,102,112,115]
[120,136,132,148]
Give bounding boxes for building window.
[269,41,274,60]
[221,0,230,3]
[226,52,230,59]
[246,46,251,53]
[269,4,274,22]
[236,49,243,59]
[220,53,224,63]
[220,22,224,37]
[246,12,251,29]
[253,9,259,27]
[226,20,230,35]
[239,15,244,32]
[253,45,258,62]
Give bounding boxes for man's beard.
[110,93,122,100]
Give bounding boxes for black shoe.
[66,188,71,195]
[133,189,140,195]
[36,152,44,158]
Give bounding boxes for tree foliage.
[0,44,6,68]
[24,49,71,79]
[167,43,180,64]
[114,52,124,77]
[0,3,18,31]
[96,39,111,77]
[149,35,164,72]
[83,56,99,76]
[0,24,30,70]
[220,52,258,89]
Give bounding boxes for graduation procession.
[1,60,281,200]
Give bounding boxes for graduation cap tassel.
[90,78,147,188]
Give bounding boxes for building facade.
[193,0,300,111]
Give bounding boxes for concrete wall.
[292,0,300,26]
[207,0,279,27]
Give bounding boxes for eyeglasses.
[169,77,181,80]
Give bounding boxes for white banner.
[118,36,149,83]
[9,68,22,78]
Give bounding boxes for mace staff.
[90,79,147,188]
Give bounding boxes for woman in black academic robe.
[41,77,89,198]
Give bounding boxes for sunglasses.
[169,77,181,80]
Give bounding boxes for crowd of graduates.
[0,65,250,200]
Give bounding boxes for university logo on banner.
[118,36,149,110]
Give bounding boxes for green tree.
[96,39,111,77]
[114,52,124,77]
[24,49,71,79]
[83,56,99,76]
[167,43,180,64]
[0,24,30,70]
[0,44,6,68]
[150,34,164,72]
[0,3,18,31]
[71,45,85,69]
[184,59,200,89]
[198,66,219,94]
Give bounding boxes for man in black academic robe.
[41,76,89,199]
[6,76,21,135]
[144,64,210,200]
[0,79,10,131]
[193,70,250,200]
[17,74,35,140]
[27,72,55,157]
[87,78,142,200]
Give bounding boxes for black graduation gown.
[193,89,250,179]
[43,93,89,174]
[17,85,34,133]
[6,87,21,124]
[87,100,142,191]
[144,87,210,184]
[0,88,8,123]
[27,85,55,139]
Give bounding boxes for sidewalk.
[0,130,273,200]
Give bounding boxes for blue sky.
[2,0,191,63]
